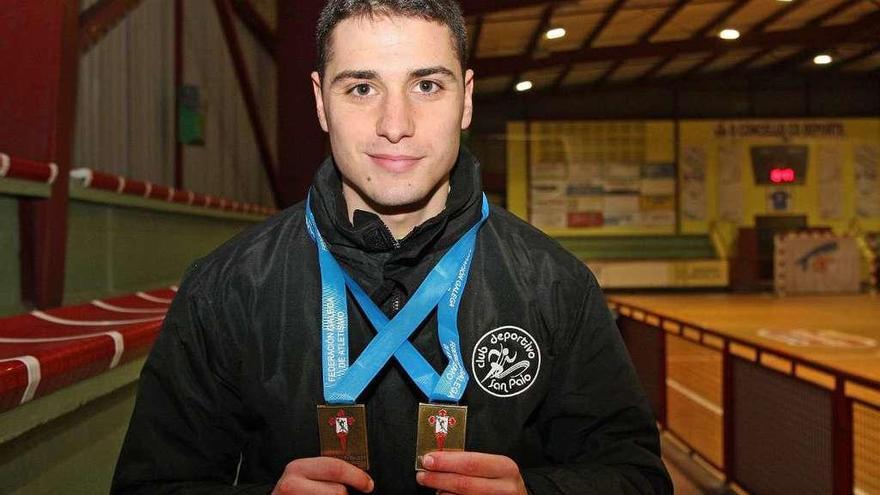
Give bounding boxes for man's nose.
[376,92,414,143]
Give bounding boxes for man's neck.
[342,180,450,240]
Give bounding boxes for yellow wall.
[507,118,880,238]
[506,120,676,236]
[679,118,880,235]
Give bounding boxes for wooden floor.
[609,293,880,383]
[609,292,880,494]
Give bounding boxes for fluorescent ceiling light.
[719,29,740,40]
[545,28,566,40]
[515,80,533,92]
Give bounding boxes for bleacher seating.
[0,151,275,412]
[0,288,171,413]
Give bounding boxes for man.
[112,0,672,493]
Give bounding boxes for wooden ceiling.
[463,0,880,96]
[230,0,880,96]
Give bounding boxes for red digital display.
[770,167,796,183]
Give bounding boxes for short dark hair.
[316,0,468,77]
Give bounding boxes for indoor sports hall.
[1,1,879,493]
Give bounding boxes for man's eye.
[416,81,440,93]
[351,84,372,96]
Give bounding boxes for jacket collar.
[308,148,484,284]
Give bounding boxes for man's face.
[312,15,474,211]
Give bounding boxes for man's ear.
[311,71,329,132]
[460,69,474,130]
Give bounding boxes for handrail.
[0,152,277,216]
[70,167,276,216]
[608,298,880,392]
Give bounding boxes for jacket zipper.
[380,222,401,250]
[378,222,402,314]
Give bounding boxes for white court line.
[90,300,167,314]
[30,310,163,326]
[666,379,723,416]
[0,356,40,404]
[136,292,173,304]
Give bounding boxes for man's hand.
[415,451,528,495]
[272,457,374,494]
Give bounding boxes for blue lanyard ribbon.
[305,191,489,404]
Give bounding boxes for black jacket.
[112,150,672,494]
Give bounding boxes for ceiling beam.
[750,0,876,76]
[508,5,555,92]
[678,0,752,79]
[79,0,145,52]
[552,0,625,90]
[582,0,626,49]
[524,5,555,56]
[720,0,864,77]
[474,69,880,104]
[640,0,688,43]
[549,65,569,90]
[722,47,772,76]
[764,49,822,74]
[835,42,880,71]
[639,56,672,82]
[594,59,624,86]
[474,11,880,78]
[750,0,805,34]
[808,0,863,26]
[633,1,689,87]
[231,0,277,57]
[693,0,748,39]
[764,9,880,75]
[680,52,719,79]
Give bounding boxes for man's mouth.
[367,153,423,172]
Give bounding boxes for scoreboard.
[750,145,808,185]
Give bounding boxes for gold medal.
[415,403,467,470]
[317,404,369,470]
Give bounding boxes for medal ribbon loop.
[305,192,488,405]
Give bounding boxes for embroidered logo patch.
[471,326,541,398]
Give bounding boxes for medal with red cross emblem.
[317,404,369,469]
[415,403,467,470]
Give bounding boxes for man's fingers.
[273,478,353,495]
[421,451,518,479]
[284,457,374,492]
[416,470,521,495]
